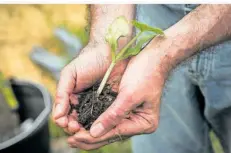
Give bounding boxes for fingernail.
[90,122,105,137]
[55,104,62,117]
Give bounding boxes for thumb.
[89,89,137,137]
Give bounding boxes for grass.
[211,132,224,153]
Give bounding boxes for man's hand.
[52,4,134,136]
[65,4,231,150]
[66,37,169,150]
[52,43,128,134]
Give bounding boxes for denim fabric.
[132,4,231,153]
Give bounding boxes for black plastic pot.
[0,79,52,153]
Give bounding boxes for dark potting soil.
[70,84,117,130]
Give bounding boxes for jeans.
[132,4,231,153]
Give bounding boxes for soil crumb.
[70,84,117,130]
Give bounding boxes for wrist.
[85,40,111,60]
[88,32,133,59]
[147,27,194,77]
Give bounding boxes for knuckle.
[55,91,63,100]
[102,110,122,128]
[119,87,142,106]
[117,89,135,106]
[107,110,119,123]
[83,138,94,144]
[115,107,126,117]
[145,126,156,134]
[145,117,159,134]
[54,118,60,126]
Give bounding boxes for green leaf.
[117,33,156,61]
[132,20,164,34]
[105,16,130,60]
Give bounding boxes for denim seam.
[187,55,201,85]
[202,51,214,81]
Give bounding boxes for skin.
[52,4,231,150]
[52,4,135,135]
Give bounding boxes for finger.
[61,109,79,134]
[88,47,161,137]
[64,128,73,135]
[52,96,78,130]
[53,95,78,129]
[67,136,108,150]
[68,97,81,133]
[70,94,79,105]
[53,63,76,120]
[96,115,155,141]
[68,113,80,133]
[72,113,156,145]
[73,121,130,144]
[69,109,78,120]
[90,89,139,138]
[114,113,158,135]
[55,116,68,128]
[64,118,79,135]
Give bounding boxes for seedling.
[96,16,164,96]
[71,16,164,130]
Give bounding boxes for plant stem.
[96,62,116,96]
[96,31,142,96]
[115,31,142,61]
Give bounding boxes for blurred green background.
[0,4,224,153]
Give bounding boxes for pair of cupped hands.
[52,34,169,150]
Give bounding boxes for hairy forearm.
[152,4,231,74]
[89,4,135,46]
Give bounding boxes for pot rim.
[0,79,52,150]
